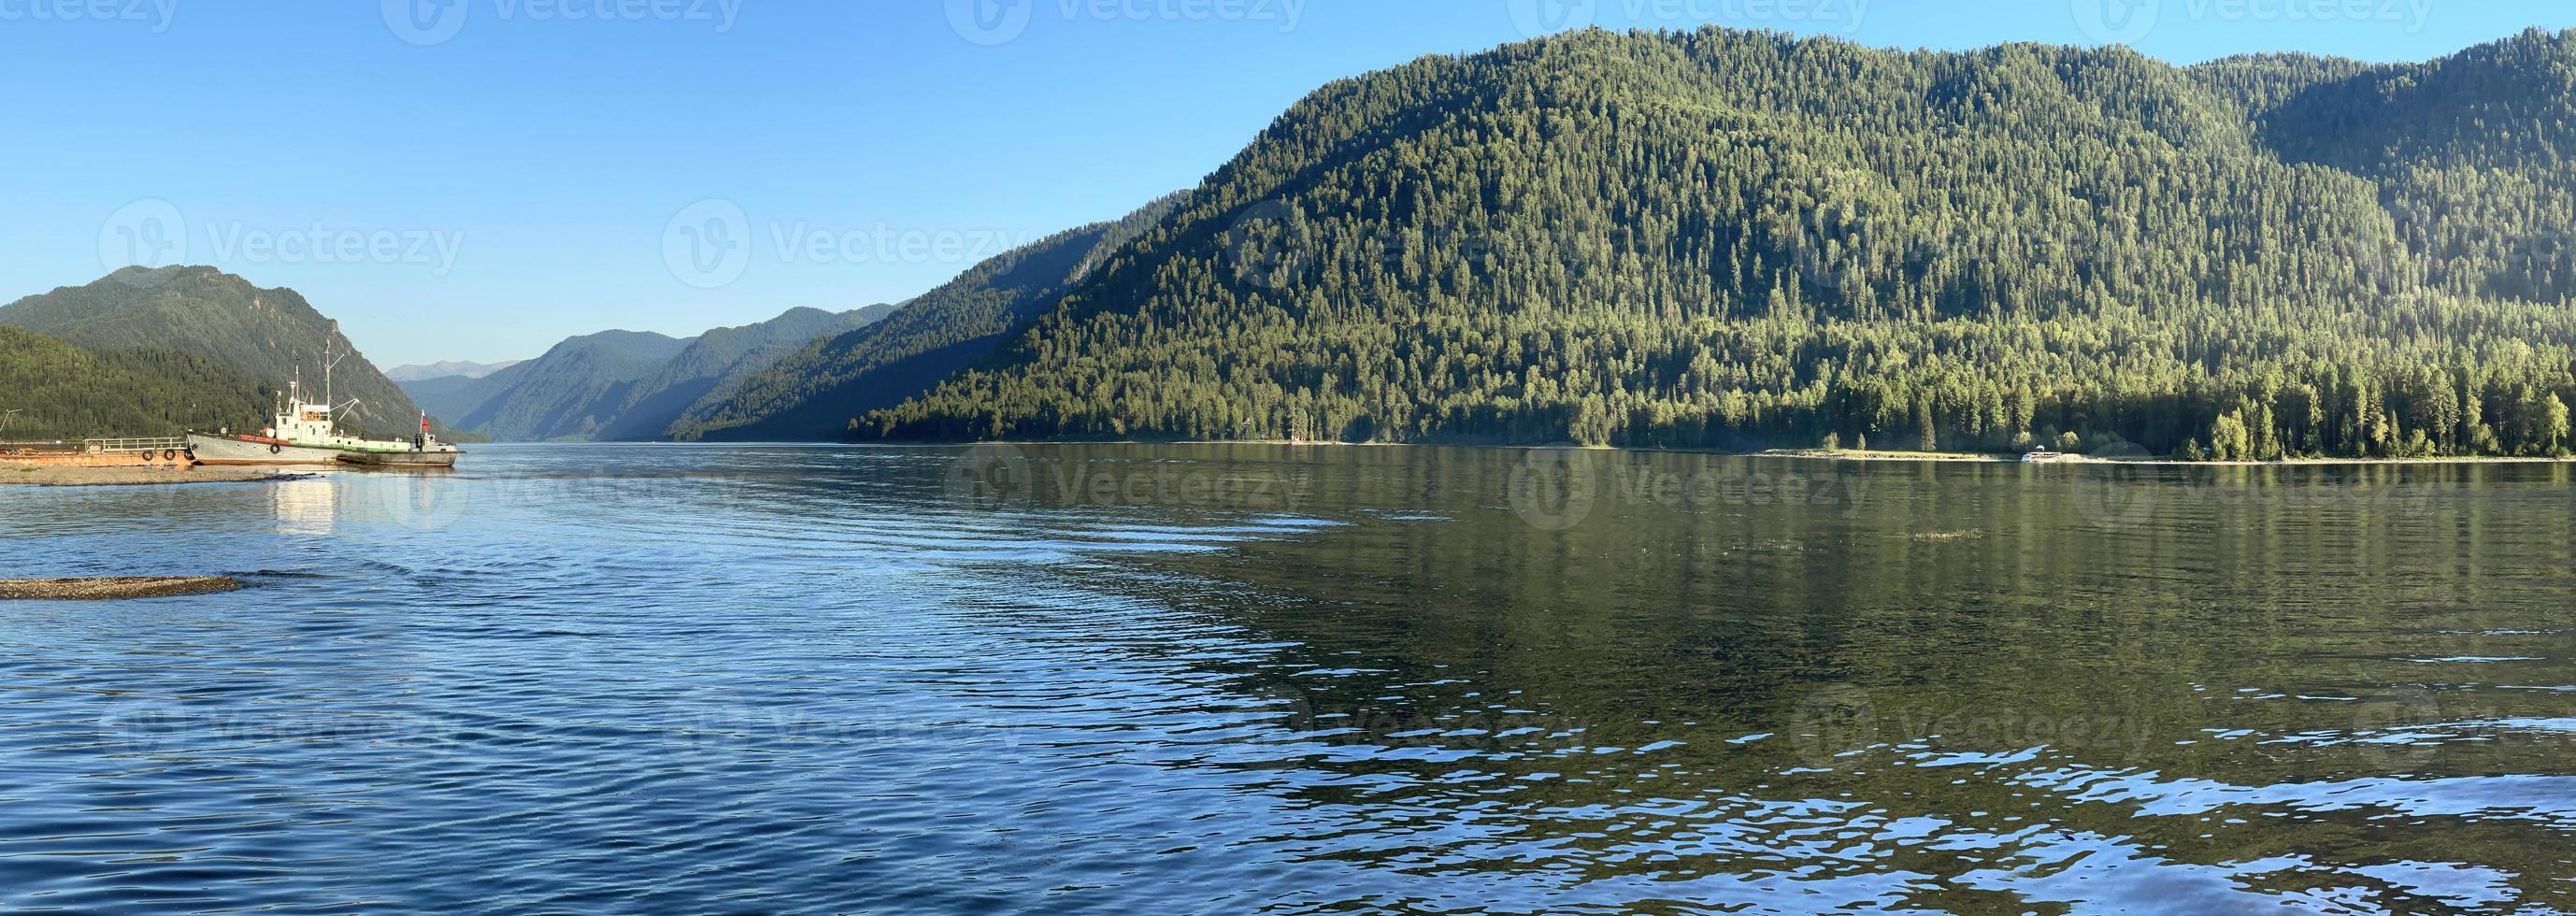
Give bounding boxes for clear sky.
[3,0,2567,365]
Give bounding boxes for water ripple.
[1,444,2572,912]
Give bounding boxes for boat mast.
[322,324,363,436]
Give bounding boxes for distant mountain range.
[673,193,1186,441]
[415,190,1184,443]
[400,306,894,441]
[386,360,523,382]
[0,266,422,438]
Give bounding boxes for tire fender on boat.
[269,443,282,455]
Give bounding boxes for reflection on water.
[268,475,336,536]
[1,443,2572,913]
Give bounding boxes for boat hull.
[185,432,343,465]
[336,448,462,467]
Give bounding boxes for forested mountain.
[416,330,694,441]
[409,306,895,441]
[2233,35,2576,306]
[841,27,2576,459]
[672,193,1186,441]
[0,326,272,440]
[0,266,423,437]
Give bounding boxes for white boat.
[185,415,461,467]
[186,429,345,465]
[185,335,463,468]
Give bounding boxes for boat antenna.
[320,323,357,434]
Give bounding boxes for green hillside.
[672,194,1185,441]
[0,266,424,437]
[850,27,2576,459]
[0,326,270,440]
[2237,29,2576,305]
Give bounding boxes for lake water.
[4,443,2574,913]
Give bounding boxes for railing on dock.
[0,437,191,465]
[80,437,190,455]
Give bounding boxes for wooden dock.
[0,437,192,466]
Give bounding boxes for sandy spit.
[0,577,247,600]
[0,464,316,487]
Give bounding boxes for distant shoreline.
[1749,449,2576,468]
[513,437,2576,466]
[828,438,2576,467]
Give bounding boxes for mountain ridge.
[0,266,423,437]
[388,360,524,382]
[408,306,897,441]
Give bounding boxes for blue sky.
[3,1,2568,365]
